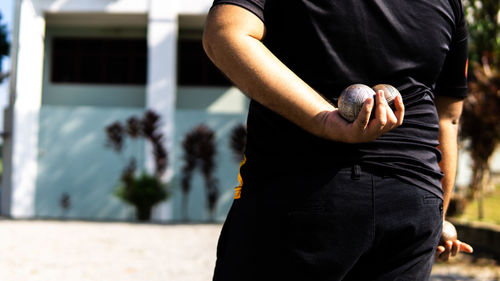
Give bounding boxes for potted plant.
[105,110,170,221]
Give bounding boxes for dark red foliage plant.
[181,124,218,221]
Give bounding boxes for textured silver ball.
[338,84,376,122]
[372,84,402,108]
[441,221,458,243]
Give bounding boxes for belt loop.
[351,164,361,180]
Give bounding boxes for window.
[177,38,232,87]
[51,37,147,85]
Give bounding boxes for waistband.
[337,163,393,180]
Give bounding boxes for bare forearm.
[435,96,463,219]
[203,5,404,143]
[438,122,459,218]
[203,5,336,139]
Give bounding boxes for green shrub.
[115,172,169,221]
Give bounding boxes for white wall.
[8,0,46,218]
[5,0,214,218]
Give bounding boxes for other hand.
[435,237,473,262]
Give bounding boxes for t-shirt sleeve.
[434,0,469,99]
[211,0,266,23]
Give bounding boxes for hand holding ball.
[436,220,474,261]
[337,83,402,122]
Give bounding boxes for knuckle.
[392,119,400,128]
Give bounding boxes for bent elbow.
[451,116,460,126]
[202,29,216,62]
[440,116,461,134]
[203,24,231,68]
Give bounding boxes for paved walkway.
[0,220,498,280]
[0,220,220,281]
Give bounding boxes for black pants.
[213,165,443,281]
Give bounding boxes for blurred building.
[2,0,499,223]
[1,0,247,222]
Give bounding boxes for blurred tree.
[465,0,500,66]
[460,0,500,219]
[181,124,218,221]
[0,12,10,82]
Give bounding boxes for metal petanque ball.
[441,220,458,243]
[338,84,376,122]
[372,84,402,109]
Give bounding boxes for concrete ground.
[0,220,220,281]
[431,254,500,281]
[0,220,498,281]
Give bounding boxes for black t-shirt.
[211,0,468,198]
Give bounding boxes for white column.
[146,0,178,221]
[9,0,45,218]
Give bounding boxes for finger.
[393,94,405,126]
[435,246,445,257]
[377,91,398,132]
[384,95,398,129]
[386,106,398,129]
[436,245,445,254]
[451,240,460,256]
[353,97,374,130]
[441,241,453,261]
[375,90,387,127]
[435,245,447,261]
[459,242,474,253]
[437,251,449,262]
